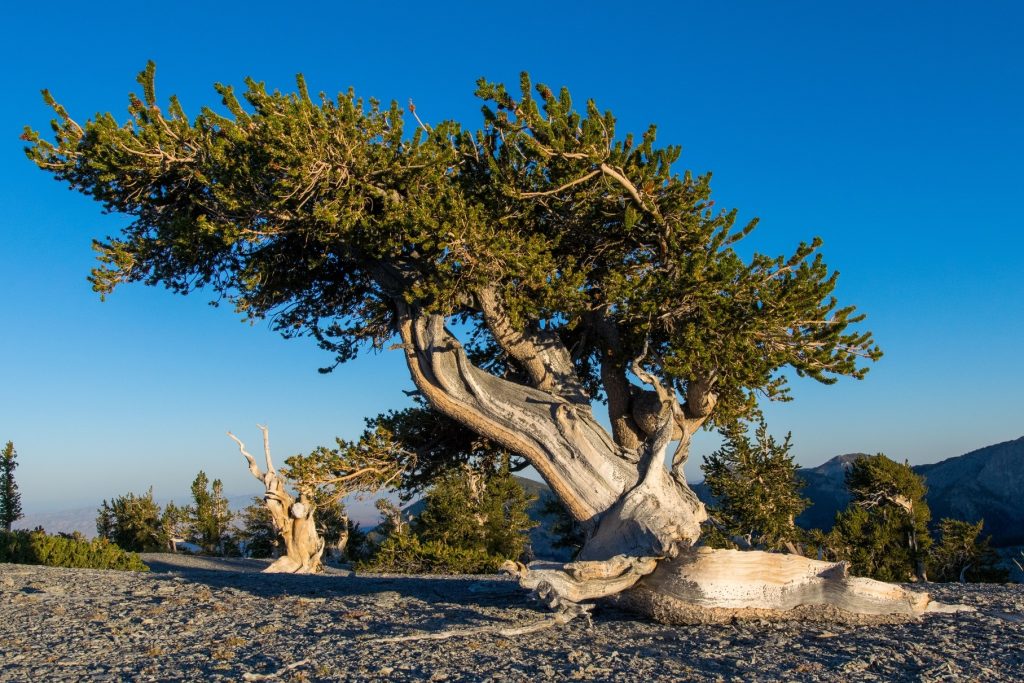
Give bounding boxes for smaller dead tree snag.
[230,423,410,573]
[228,426,325,573]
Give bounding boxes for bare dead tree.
[228,426,325,573]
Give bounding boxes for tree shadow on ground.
[140,553,531,610]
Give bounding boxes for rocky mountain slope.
[915,436,1024,546]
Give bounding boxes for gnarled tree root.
[505,549,970,626]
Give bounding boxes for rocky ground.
[1,554,1022,682]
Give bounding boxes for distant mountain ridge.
[773,437,1024,546]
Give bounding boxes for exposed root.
[501,549,973,626]
[241,658,310,681]
[500,555,658,604]
[376,612,576,644]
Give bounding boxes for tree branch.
[228,431,264,482]
[476,285,590,405]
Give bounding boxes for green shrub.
[357,531,502,574]
[0,530,149,571]
[927,518,1007,583]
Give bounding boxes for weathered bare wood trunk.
[229,426,325,573]
[397,306,935,622]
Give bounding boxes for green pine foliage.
[415,472,489,551]
[927,519,1007,583]
[359,529,501,574]
[476,465,537,560]
[95,487,167,552]
[237,497,279,559]
[362,461,535,574]
[700,421,808,551]
[415,462,536,561]
[24,64,881,442]
[160,501,188,551]
[0,529,148,571]
[827,454,931,582]
[0,441,23,532]
[188,471,236,555]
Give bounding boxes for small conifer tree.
[927,518,1007,583]
[828,454,931,581]
[160,501,188,552]
[95,487,167,551]
[700,421,808,551]
[366,460,536,573]
[237,497,279,559]
[0,441,23,532]
[187,471,235,554]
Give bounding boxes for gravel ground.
[1,554,1022,682]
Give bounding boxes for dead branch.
[241,658,311,681]
[257,423,276,474]
[227,431,264,482]
[375,612,575,644]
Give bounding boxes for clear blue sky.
[2,1,1021,513]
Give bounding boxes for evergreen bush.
[0,529,149,571]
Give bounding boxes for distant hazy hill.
[793,453,865,531]
[15,506,100,537]
[17,492,386,539]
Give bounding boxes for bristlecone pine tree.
[701,421,808,552]
[828,454,931,582]
[24,63,945,622]
[0,442,22,532]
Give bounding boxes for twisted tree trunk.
[228,426,325,573]
[396,306,936,623]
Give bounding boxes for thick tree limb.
[587,311,646,452]
[476,286,590,405]
[396,303,635,523]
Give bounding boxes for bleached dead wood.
[228,426,325,573]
